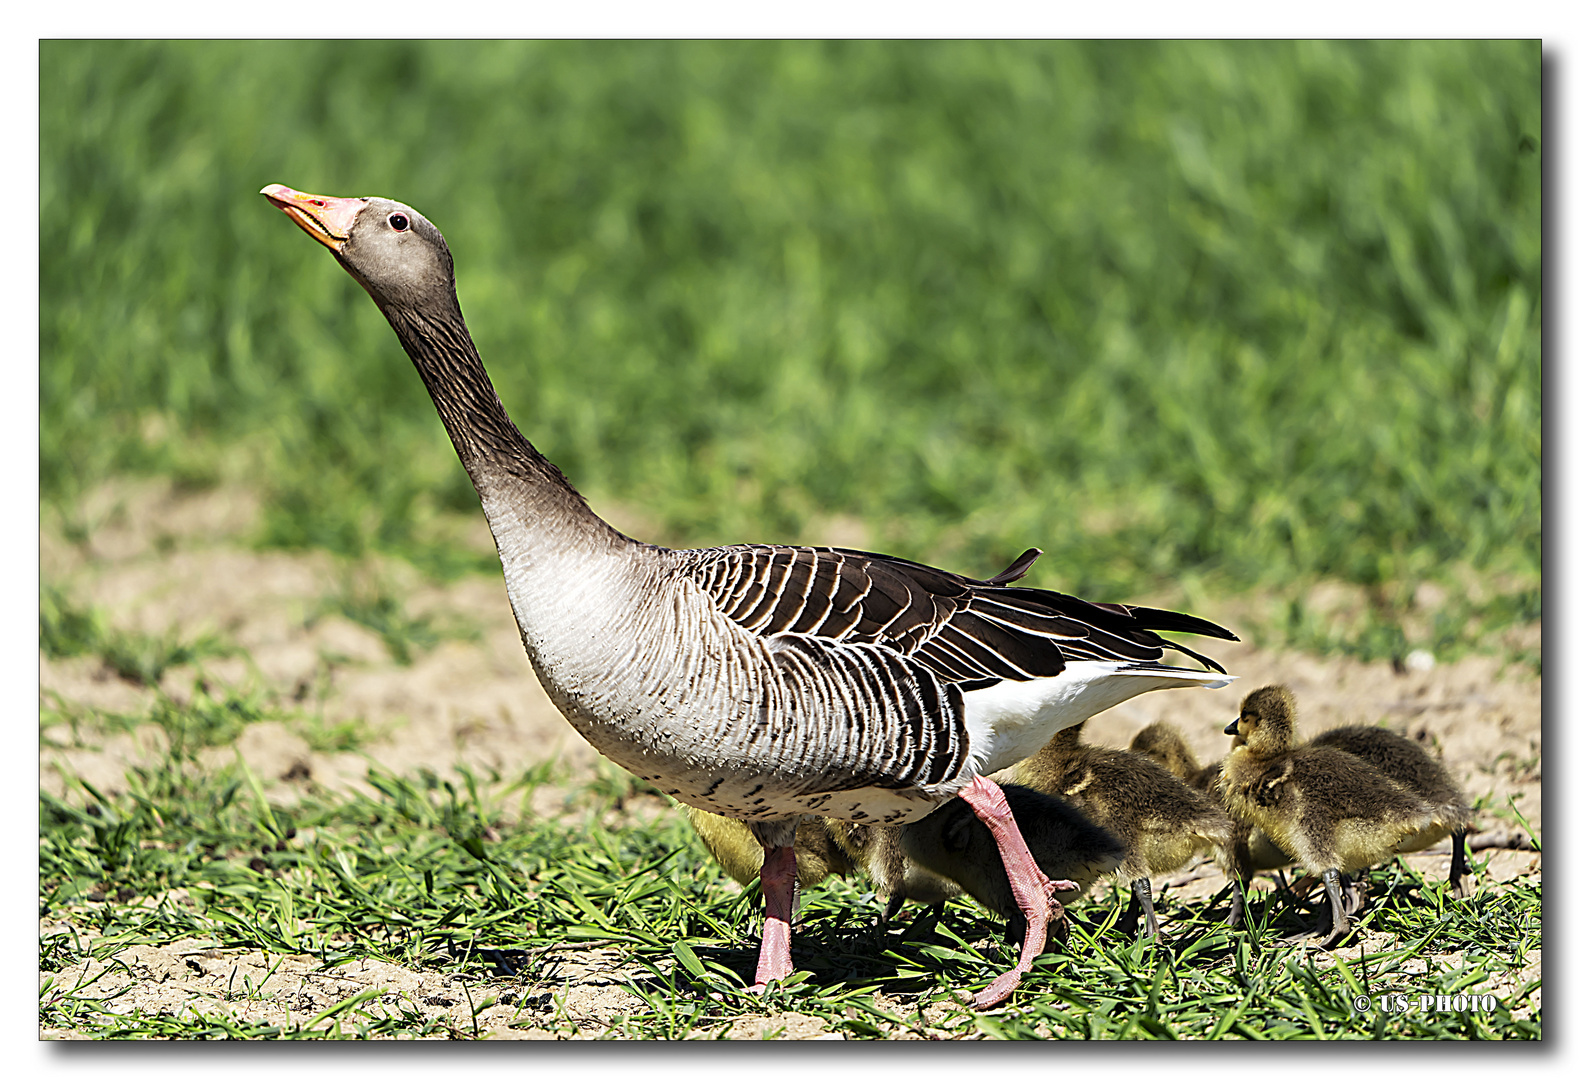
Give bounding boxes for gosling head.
[1050,720,1087,747]
[1128,721,1200,779]
[1224,684,1298,755]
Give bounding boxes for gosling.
[1011,720,1240,939]
[1128,720,1292,926]
[1128,720,1223,792]
[895,786,1125,947]
[687,808,861,900]
[1218,685,1441,946]
[688,785,1117,946]
[687,809,967,929]
[1310,724,1476,898]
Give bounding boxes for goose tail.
[1111,664,1238,691]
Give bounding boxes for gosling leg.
[1226,841,1252,929]
[1317,868,1350,948]
[1339,872,1368,918]
[1116,884,1141,936]
[1226,875,1247,930]
[1449,828,1473,900]
[897,901,946,943]
[1132,877,1160,939]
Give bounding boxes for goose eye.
[388,212,410,231]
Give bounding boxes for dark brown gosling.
[1012,721,1240,939]
[1218,685,1442,946]
[1310,724,1476,899]
[894,786,1125,947]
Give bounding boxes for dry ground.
[39,478,1542,1039]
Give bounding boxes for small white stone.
[1405,649,1436,672]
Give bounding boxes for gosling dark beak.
[261,184,367,253]
[1223,718,1241,736]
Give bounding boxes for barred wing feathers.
[666,544,1237,811]
[681,544,1236,687]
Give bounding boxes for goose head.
[1225,684,1297,755]
[261,184,457,317]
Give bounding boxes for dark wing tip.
[1161,640,1230,675]
[1121,605,1240,643]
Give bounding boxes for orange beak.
[260,184,367,253]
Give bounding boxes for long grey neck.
[379,300,631,556]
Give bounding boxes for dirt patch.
[39,479,1542,1038]
[41,479,599,805]
[39,930,650,1040]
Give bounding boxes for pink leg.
[957,776,1077,1009]
[751,844,798,991]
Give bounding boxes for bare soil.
[39,478,1542,1039]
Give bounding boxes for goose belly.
[530,656,967,825]
[652,772,952,826]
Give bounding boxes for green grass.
[307,572,478,668]
[38,586,378,759]
[40,728,1540,1040]
[1258,583,1543,672]
[40,41,1540,660]
[41,584,237,687]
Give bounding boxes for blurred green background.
[40,40,1541,661]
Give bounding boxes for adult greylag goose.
[261,184,1239,1007]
